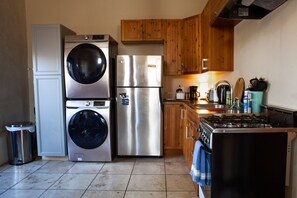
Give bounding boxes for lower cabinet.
[33,76,66,156]
[163,103,185,155]
[183,107,200,193]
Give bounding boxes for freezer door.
[116,87,163,156]
[117,55,163,87]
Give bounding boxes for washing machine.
[64,35,118,99]
[66,100,113,161]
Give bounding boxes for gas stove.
[203,114,274,129]
[199,105,297,149]
[196,105,297,198]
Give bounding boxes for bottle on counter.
[243,90,252,113]
[226,91,231,105]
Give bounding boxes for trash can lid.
[5,122,35,132]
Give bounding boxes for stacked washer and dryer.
[64,35,118,162]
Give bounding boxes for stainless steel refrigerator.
[116,55,163,156]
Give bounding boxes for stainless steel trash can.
[5,122,35,165]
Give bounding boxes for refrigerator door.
[116,87,163,156]
[117,55,163,87]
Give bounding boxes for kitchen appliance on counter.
[197,106,297,198]
[176,85,185,100]
[189,86,200,100]
[116,55,163,156]
[216,84,230,104]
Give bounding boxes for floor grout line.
[0,156,197,198]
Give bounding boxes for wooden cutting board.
[232,77,245,101]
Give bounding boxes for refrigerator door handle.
[159,88,164,111]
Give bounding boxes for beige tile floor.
[0,155,198,198]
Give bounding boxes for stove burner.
[204,115,273,128]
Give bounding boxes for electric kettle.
[217,84,231,104]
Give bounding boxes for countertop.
[163,99,266,116]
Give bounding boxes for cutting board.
[232,77,245,101]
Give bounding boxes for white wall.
[25,0,208,119]
[234,0,297,110]
[233,0,297,197]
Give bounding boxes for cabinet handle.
[185,125,190,140]
[202,58,208,71]
[181,108,184,119]
[180,109,184,120]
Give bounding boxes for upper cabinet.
[182,15,201,74]
[200,0,234,73]
[163,19,183,76]
[121,19,164,44]
[120,4,234,75]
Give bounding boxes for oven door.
[211,132,287,198]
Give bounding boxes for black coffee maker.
[189,86,200,100]
[217,84,231,104]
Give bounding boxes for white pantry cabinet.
[32,24,75,156]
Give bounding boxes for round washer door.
[66,43,107,84]
[68,110,108,149]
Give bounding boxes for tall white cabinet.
[32,24,75,156]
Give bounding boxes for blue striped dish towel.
[189,140,212,186]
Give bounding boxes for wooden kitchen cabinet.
[201,0,234,73]
[182,15,201,74]
[183,107,200,193]
[164,103,185,155]
[183,107,200,170]
[121,19,164,43]
[163,19,183,75]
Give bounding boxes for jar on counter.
[176,85,185,100]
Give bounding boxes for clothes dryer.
[64,35,118,99]
[66,100,113,161]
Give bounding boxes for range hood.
[218,0,287,20]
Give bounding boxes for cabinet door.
[164,104,184,155]
[143,19,164,41]
[121,20,143,42]
[201,0,234,73]
[121,19,164,43]
[32,25,62,75]
[163,20,183,76]
[183,108,200,170]
[182,15,201,74]
[34,76,66,156]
